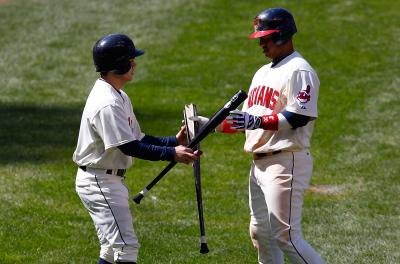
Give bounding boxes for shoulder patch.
[296,85,311,109]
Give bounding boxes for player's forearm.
[225,110,313,131]
[140,135,178,147]
[118,140,175,161]
[261,111,311,130]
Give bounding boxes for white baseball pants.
[76,168,139,263]
[249,150,324,264]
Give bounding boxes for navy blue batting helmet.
[92,33,144,74]
[249,8,297,45]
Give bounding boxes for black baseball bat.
[185,104,209,254]
[132,90,248,204]
[193,158,209,253]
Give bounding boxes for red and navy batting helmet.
[249,8,297,45]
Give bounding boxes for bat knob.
[132,193,144,204]
[200,243,209,254]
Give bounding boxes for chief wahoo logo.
[296,85,311,104]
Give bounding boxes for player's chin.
[123,76,133,83]
[261,48,270,58]
[125,72,135,81]
[263,51,271,59]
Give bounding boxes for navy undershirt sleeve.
[140,135,178,147]
[118,140,175,161]
[281,110,312,129]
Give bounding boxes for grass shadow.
[0,103,83,164]
[0,102,188,164]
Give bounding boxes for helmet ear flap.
[270,32,283,45]
[271,30,292,46]
[111,60,132,75]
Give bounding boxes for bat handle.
[132,188,148,204]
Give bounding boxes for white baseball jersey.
[242,51,319,153]
[73,79,144,169]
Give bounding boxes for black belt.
[253,150,282,159]
[79,166,126,177]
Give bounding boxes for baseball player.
[73,33,200,264]
[191,7,324,264]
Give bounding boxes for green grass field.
[0,0,399,263]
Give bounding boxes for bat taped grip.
[200,236,207,243]
[139,188,149,195]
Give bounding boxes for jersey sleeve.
[285,70,319,117]
[92,104,136,149]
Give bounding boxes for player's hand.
[174,145,201,164]
[176,125,188,146]
[226,109,262,130]
[189,116,209,129]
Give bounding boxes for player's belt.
[253,150,282,159]
[79,166,126,177]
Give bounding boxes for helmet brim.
[134,49,145,57]
[249,29,280,39]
